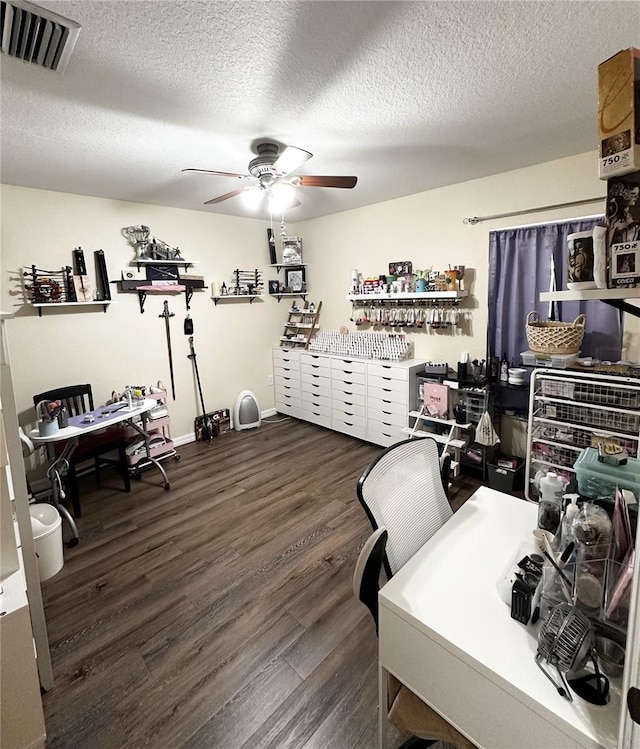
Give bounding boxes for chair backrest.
[357,438,453,577]
[353,527,388,633]
[33,384,94,417]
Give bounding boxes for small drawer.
[368,409,406,428]
[273,348,300,366]
[301,391,331,410]
[332,380,366,399]
[302,400,331,419]
[275,399,301,417]
[368,386,406,407]
[331,358,367,375]
[332,369,366,387]
[367,422,403,447]
[368,363,408,382]
[332,391,366,410]
[304,410,332,429]
[332,417,366,441]
[273,365,300,380]
[332,408,366,429]
[368,375,406,395]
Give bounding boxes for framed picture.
[268,279,280,295]
[282,236,303,265]
[285,267,306,293]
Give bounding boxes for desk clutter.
[109,382,179,474]
[499,479,636,704]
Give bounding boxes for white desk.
[29,398,170,542]
[378,486,621,749]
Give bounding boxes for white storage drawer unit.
[274,348,425,447]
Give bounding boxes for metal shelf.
[540,288,640,318]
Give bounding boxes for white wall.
[0,186,282,438]
[296,149,614,365]
[3,149,633,442]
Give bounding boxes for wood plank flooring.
[39,419,481,748]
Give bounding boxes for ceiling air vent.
[1,0,80,74]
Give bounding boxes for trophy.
[123,225,151,259]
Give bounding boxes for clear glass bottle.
[537,472,564,534]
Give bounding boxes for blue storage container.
[574,447,640,501]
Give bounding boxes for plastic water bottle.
[537,472,564,534]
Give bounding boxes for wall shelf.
[540,288,640,318]
[31,300,112,317]
[269,292,308,302]
[347,290,468,301]
[212,294,262,305]
[134,258,198,270]
[270,263,306,273]
[117,279,205,313]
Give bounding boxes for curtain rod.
[463,196,605,225]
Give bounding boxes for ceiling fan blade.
[295,175,358,189]
[272,146,313,175]
[204,187,256,205]
[183,168,251,180]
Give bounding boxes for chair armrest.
[439,451,451,499]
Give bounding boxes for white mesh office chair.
[353,525,477,749]
[356,438,453,577]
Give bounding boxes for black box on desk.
[488,459,524,494]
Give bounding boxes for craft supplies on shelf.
[308,330,414,361]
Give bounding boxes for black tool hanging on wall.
[187,335,214,443]
[94,249,111,301]
[184,314,194,335]
[159,300,176,400]
[72,247,92,301]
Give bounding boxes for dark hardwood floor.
[39,419,481,748]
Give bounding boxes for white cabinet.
[300,352,332,429]
[1,314,48,747]
[331,358,367,440]
[273,348,424,446]
[525,368,640,501]
[273,347,302,418]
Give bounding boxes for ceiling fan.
[183,141,358,210]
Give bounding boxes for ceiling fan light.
[268,183,295,213]
[242,186,265,210]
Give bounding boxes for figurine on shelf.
[221,282,228,296]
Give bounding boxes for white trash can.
[29,504,64,581]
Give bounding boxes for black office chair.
[353,526,477,749]
[33,384,130,517]
[356,438,454,578]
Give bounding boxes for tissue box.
[574,447,640,502]
[598,48,640,179]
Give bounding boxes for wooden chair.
[33,384,130,517]
[353,526,477,749]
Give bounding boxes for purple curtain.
[488,218,622,365]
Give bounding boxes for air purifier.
[233,390,261,431]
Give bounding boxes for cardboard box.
[606,171,640,288]
[598,48,640,179]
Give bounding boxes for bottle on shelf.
[537,472,564,534]
[499,353,509,383]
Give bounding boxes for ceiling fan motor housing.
[248,142,280,178]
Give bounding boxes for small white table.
[378,486,622,749]
[29,399,167,543]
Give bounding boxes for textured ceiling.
[1,1,638,222]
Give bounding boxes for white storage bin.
[29,504,63,581]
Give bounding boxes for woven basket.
[525,311,586,355]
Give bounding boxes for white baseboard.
[173,408,276,446]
